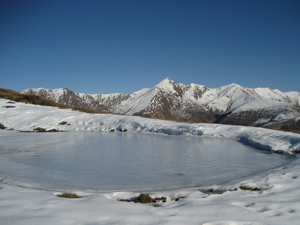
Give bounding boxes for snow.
[1,98,300,224]
[1,153,300,224]
[116,79,293,116]
[21,88,70,103]
[286,91,300,106]
[115,88,154,115]
[155,77,175,90]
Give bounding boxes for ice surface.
[0,132,293,192]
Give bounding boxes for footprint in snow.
[202,221,263,225]
[231,202,255,208]
[288,209,295,213]
[244,202,255,208]
[257,206,270,213]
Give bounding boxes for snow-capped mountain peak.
[155,77,173,87]
[154,77,186,95]
[20,78,300,130]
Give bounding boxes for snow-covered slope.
[1,98,300,154]
[20,78,300,129]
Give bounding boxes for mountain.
[21,78,300,130]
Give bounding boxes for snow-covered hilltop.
[21,78,300,130]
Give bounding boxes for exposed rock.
[33,127,46,132]
[239,186,263,191]
[33,127,59,132]
[0,123,6,130]
[2,106,16,108]
[198,188,227,195]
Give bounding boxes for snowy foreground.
[1,99,300,224]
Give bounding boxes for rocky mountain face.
[21,78,300,130]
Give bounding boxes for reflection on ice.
[0,131,294,192]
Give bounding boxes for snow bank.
[1,99,300,154]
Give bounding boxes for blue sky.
[1,0,299,94]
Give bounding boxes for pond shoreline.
[0,131,295,192]
[1,158,300,224]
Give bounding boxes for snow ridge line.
[115,118,300,154]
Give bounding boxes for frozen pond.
[0,131,294,192]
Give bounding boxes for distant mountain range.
[21,78,300,131]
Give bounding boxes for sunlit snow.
[1,98,300,224]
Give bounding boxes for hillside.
[0,88,105,114]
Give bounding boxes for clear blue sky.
[1,0,299,94]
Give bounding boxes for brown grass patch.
[56,193,83,198]
[119,194,167,204]
[282,129,300,134]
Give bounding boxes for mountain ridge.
[21,78,300,130]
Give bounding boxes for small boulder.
[33,127,46,132]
